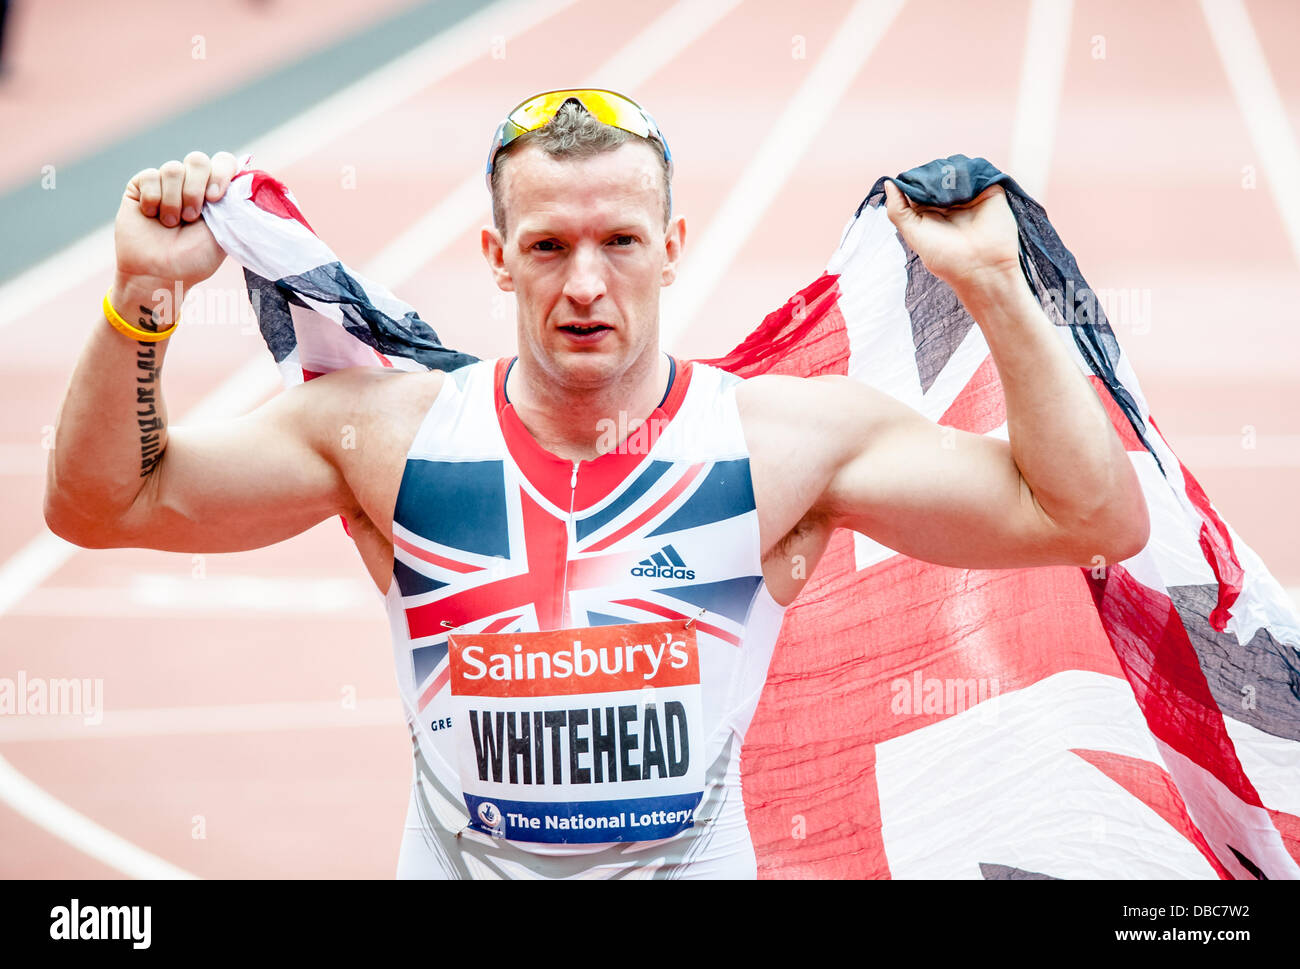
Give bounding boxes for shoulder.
[271,366,452,460]
[287,365,446,418]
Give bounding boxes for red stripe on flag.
[392,533,485,574]
[583,463,706,553]
[1071,748,1232,878]
[1149,416,1244,632]
[405,491,569,638]
[939,354,1007,433]
[1267,807,1300,868]
[744,531,1127,878]
[418,667,451,711]
[609,598,741,646]
[482,614,520,634]
[239,170,316,233]
[1087,375,1146,452]
[1087,564,1261,808]
[419,614,520,711]
[702,272,850,378]
[744,530,890,877]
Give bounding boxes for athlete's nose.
[562,243,607,306]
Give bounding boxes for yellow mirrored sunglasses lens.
[504,90,651,141]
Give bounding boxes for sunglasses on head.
[484,88,674,207]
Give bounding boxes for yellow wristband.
[103,288,180,342]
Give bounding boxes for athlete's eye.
[610,235,636,247]
[532,239,562,252]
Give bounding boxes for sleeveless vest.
[383,356,786,878]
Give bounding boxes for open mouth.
[558,322,613,336]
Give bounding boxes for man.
[44,90,1148,878]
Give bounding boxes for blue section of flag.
[648,459,755,537]
[393,558,448,598]
[277,262,478,372]
[654,575,764,625]
[412,641,449,685]
[395,459,509,558]
[586,611,631,626]
[575,460,673,542]
[463,792,701,844]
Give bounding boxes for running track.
[1,0,1297,878]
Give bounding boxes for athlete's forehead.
[501,141,664,239]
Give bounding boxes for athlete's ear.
[481,225,515,292]
[661,215,686,287]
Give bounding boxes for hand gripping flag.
[202,153,1300,879]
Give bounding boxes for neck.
[507,349,670,462]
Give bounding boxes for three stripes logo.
[631,545,696,580]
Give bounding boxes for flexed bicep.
[50,369,368,554]
[789,376,1091,571]
[119,387,354,553]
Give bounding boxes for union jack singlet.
[384,355,787,878]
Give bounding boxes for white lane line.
[659,0,907,351]
[0,357,281,879]
[0,754,197,879]
[0,227,116,331]
[0,698,404,743]
[241,0,579,174]
[0,530,78,618]
[0,0,578,330]
[364,0,744,285]
[1007,0,1074,201]
[13,574,381,618]
[0,356,283,623]
[1200,0,1300,269]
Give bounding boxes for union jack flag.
[204,153,1300,879]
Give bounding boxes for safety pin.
[457,823,506,840]
[684,607,706,629]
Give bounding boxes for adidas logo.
[631,544,696,580]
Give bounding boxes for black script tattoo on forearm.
[134,303,164,477]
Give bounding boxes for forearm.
[45,274,178,532]
[955,269,1146,549]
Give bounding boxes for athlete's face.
[481,141,686,389]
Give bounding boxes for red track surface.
[1,0,1296,878]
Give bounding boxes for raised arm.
[745,183,1149,582]
[764,369,1146,571]
[43,151,360,552]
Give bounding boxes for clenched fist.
[114,150,239,297]
[882,181,1022,294]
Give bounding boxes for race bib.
[448,621,704,844]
